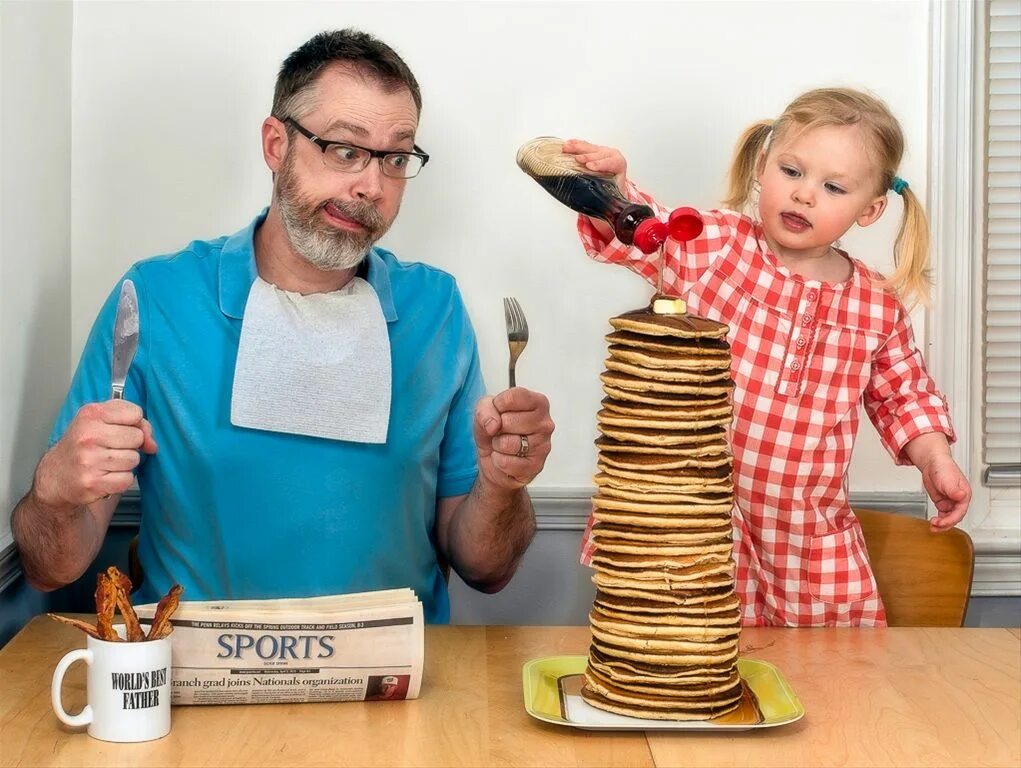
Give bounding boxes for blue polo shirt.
[50,210,485,622]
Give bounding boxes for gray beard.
[275,152,391,272]
[278,194,372,272]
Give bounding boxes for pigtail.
[722,120,774,212]
[881,186,932,308]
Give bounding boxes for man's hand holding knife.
[33,400,157,509]
[33,279,154,509]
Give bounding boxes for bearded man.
[11,30,554,622]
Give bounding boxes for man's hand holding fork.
[473,298,555,491]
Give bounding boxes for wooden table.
[2,617,1019,767]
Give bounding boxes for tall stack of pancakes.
[581,299,743,721]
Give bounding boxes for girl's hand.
[919,454,972,531]
[562,139,628,195]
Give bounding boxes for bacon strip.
[146,584,183,640]
[107,566,144,641]
[55,567,182,643]
[48,613,103,640]
[93,572,120,641]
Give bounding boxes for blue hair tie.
[891,176,909,195]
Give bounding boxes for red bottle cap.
[633,219,667,254]
[668,207,704,242]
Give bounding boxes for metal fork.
[503,297,529,388]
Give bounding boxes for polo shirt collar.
[218,207,398,322]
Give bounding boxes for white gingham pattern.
[578,184,955,627]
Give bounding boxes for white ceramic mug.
[51,626,172,743]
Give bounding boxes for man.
[11,30,554,623]
[377,675,401,700]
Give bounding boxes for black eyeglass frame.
[283,117,430,178]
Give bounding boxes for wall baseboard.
[3,487,1018,597]
[530,487,932,529]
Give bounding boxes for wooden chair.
[855,507,974,627]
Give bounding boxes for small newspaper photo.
[134,588,423,706]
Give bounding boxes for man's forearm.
[11,489,102,591]
[446,479,536,593]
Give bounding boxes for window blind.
[983,0,1021,484]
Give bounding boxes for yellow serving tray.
[522,655,804,731]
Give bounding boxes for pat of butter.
[652,298,687,315]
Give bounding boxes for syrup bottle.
[516,137,667,254]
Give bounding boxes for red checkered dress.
[578,183,955,627]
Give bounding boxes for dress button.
[807,290,818,302]
[790,360,801,371]
[802,314,813,325]
[796,337,806,348]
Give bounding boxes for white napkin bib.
[231,276,392,443]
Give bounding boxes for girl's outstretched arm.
[903,432,971,531]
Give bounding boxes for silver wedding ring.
[516,435,529,458]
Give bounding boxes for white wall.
[1,2,73,549]
[67,0,932,494]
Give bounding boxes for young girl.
[566,87,971,627]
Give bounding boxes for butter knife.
[111,279,139,400]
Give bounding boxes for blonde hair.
[723,88,931,306]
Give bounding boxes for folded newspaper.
[134,588,423,706]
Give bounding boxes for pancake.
[604,359,732,383]
[597,475,732,496]
[593,581,741,606]
[592,570,735,592]
[603,383,732,406]
[599,451,733,471]
[594,588,740,613]
[589,665,734,687]
[585,664,741,698]
[591,557,735,583]
[595,436,731,457]
[592,539,733,557]
[588,657,735,685]
[592,563,735,590]
[591,549,732,569]
[592,520,732,535]
[594,483,734,505]
[596,469,732,489]
[590,611,739,640]
[580,686,741,720]
[591,633,739,664]
[591,496,734,515]
[583,670,743,717]
[601,396,732,419]
[609,310,729,340]
[591,511,733,530]
[600,371,733,397]
[597,424,727,447]
[580,686,739,720]
[593,602,741,627]
[593,537,733,554]
[597,477,734,497]
[591,649,736,678]
[596,408,733,432]
[598,460,731,481]
[590,636,740,666]
[608,343,731,369]
[606,330,731,354]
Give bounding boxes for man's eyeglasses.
[284,117,429,179]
